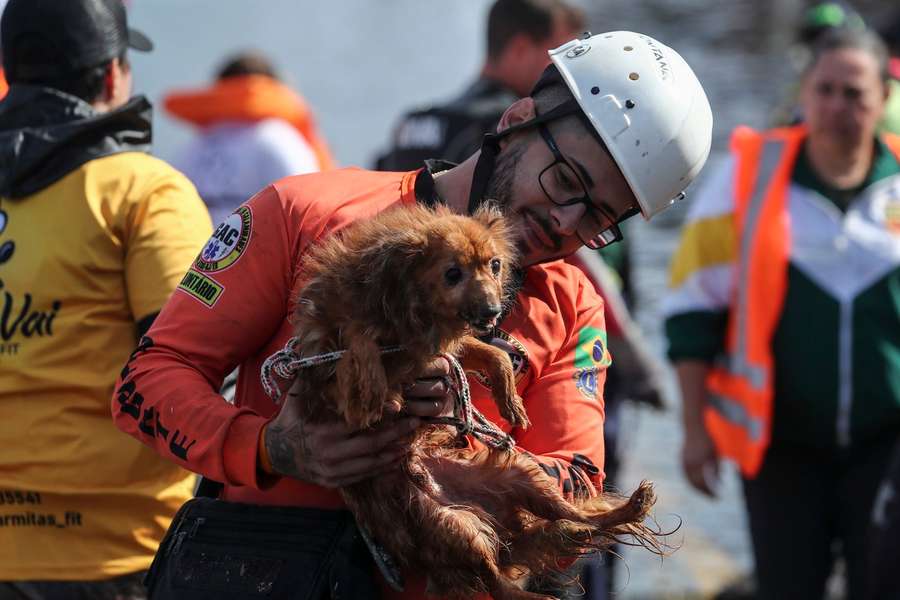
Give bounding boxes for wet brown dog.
[287,204,658,599]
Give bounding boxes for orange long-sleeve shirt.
[112,167,611,598]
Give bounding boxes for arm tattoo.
[265,419,312,481]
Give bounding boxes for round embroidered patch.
[467,330,530,389]
[195,206,252,272]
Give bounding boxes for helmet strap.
[466,98,582,215]
[467,132,502,215]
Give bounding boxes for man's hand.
[675,360,720,498]
[682,425,720,498]
[264,395,420,488]
[400,355,455,419]
[264,356,456,487]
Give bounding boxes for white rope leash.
[260,337,515,450]
[260,336,402,403]
[441,353,515,450]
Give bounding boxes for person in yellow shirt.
[0,0,212,598]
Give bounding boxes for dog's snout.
[478,304,503,322]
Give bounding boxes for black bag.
[144,496,381,600]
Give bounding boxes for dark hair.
[805,26,891,84]
[216,51,279,81]
[527,63,603,148]
[486,0,585,60]
[7,33,128,103]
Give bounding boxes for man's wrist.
[258,424,276,475]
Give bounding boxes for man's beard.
[484,142,522,211]
[485,142,563,261]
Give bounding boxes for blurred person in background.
[0,0,212,598]
[866,435,900,599]
[772,0,900,136]
[374,0,585,171]
[878,8,900,135]
[864,17,900,600]
[769,0,866,128]
[664,27,900,600]
[164,51,334,227]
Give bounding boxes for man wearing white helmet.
[112,31,712,599]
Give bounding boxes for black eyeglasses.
[536,124,639,249]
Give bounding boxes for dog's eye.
[490,258,502,275]
[444,266,463,286]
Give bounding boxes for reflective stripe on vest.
[708,392,763,441]
[707,137,786,429]
[703,125,802,477]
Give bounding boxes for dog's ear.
[472,203,509,238]
[360,228,430,329]
[472,203,516,264]
[365,229,428,280]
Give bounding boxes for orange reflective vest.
[704,125,900,477]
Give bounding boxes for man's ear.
[502,33,533,63]
[496,97,537,135]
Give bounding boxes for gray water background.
[128,1,894,597]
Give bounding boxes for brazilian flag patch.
[575,326,611,369]
[573,326,611,399]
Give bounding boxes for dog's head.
[417,204,517,337]
[347,203,518,344]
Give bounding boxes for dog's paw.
[499,393,529,429]
[627,479,657,519]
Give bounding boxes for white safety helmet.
[549,31,713,218]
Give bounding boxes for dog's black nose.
[478,305,503,322]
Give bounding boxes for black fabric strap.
[414,159,456,208]
[466,98,582,215]
[194,476,224,499]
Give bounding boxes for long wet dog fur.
[287,204,661,599]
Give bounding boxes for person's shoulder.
[521,260,598,306]
[90,150,180,175]
[272,167,407,196]
[266,167,410,225]
[86,151,199,199]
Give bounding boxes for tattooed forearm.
[265,420,310,480]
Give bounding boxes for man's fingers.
[684,461,715,497]
[319,417,420,461]
[418,356,451,378]
[318,445,409,487]
[404,398,450,418]
[403,377,451,399]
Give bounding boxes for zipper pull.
[189,516,205,538]
[164,516,187,556]
[170,531,187,555]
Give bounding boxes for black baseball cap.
[1,0,153,80]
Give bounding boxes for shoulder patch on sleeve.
[177,269,225,307]
[195,206,252,273]
[573,326,610,399]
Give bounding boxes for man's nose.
[550,202,586,237]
